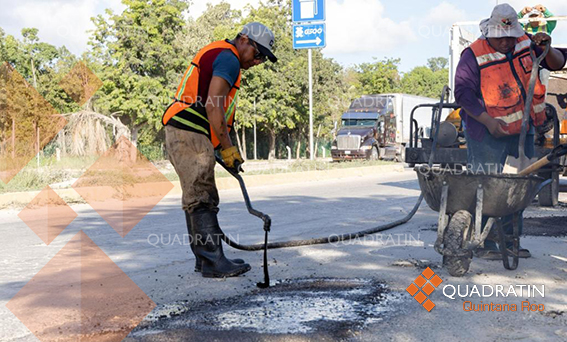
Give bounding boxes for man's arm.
[454,48,509,138]
[543,8,557,33]
[532,33,567,71]
[534,5,557,33]
[206,76,232,150]
[454,49,484,118]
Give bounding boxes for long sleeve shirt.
[454,38,567,141]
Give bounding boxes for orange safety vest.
[162,40,242,149]
[470,34,547,135]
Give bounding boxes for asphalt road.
[1,170,566,341]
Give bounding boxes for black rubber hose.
[217,86,451,251]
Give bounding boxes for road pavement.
[1,170,566,341]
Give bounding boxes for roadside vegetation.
[0,0,442,194]
[0,157,395,194]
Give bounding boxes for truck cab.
[331,96,394,161]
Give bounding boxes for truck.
[331,93,447,162]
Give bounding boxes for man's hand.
[473,112,510,138]
[221,146,244,170]
[532,32,565,70]
[486,117,510,138]
[521,6,532,15]
[531,32,552,46]
[534,4,546,13]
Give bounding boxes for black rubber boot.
[474,218,502,260]
[504,214,531,258]
[474,238,502,260]
[184,211,245,272]
[475,216,531,259]
[188,208,251,278]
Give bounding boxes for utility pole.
[253,98,257,160]
[308,48,314,160]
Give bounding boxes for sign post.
[292,0,326,160]
[308,48,313,160]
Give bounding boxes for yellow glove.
[221,146,244,169]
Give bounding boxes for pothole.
[130,278,402,339]
[523,216,567,237]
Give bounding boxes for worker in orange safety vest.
[162,22,277,278]
[455,4,567,260]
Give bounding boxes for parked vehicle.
[331,94,444,161]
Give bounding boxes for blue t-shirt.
[212,50,240,88]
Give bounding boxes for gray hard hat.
[240,22,277,63]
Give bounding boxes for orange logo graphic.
[406,267,443,311]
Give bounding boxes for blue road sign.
[293,23,326,49]
[292,0,325,23]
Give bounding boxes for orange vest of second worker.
[470,35,547,135]
[162,40,242,149]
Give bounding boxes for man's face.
[240,36,265,70]
[529,15,541,27]
[487,37,516,54]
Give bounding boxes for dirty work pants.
[464,126,535,174]
[464,125,535,239]
[165,125,219,213]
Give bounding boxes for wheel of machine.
[442,210,473,277]
[369,146,379,161]
[538,171,559,207]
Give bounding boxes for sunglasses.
[249,40,267,63]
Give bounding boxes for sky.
[1,0,566,72]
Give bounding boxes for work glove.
[221,146,244,171]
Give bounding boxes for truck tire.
[368,146,379,161]
[442,210,473,277]
[538,171,559,207]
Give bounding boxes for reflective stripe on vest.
[470,35,547,135]
[162,40,242,148]
[497,103,547,125]
[175,64,196,100]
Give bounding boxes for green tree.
[236,0,297,159]
[89,0,190,146]
[181,2,242,58]
[234,0,347,159]
[354,58,401,95]
[427,57,448,72]
[400,57,449,98]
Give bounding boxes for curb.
[0,164,404,208]
[215,164,404,190]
